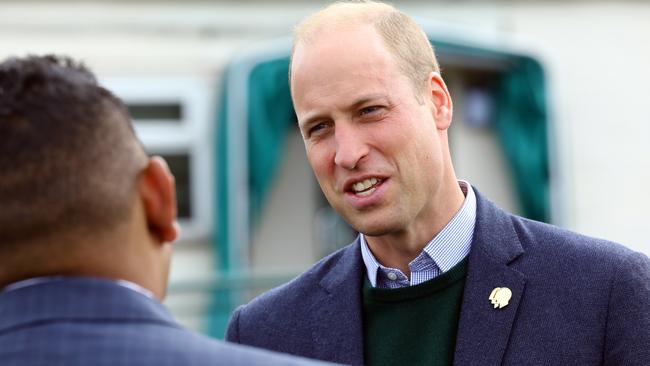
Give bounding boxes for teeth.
[352,177,380,193]
[356,187,376,196]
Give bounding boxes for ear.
[427,72,454,131]
[138,156,179,244]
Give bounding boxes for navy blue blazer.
[0,277,332,366]
[226,191,650,365]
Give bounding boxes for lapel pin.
[489,287,512,309]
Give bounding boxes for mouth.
[347,177,384,197]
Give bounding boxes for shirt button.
[387,272,398,281]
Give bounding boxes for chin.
[347,216,401,237]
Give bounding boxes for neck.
[0,229,167,300]
[365,178,465,277]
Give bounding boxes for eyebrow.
[298,93,389,129]
[348,93,387,111]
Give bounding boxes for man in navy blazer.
[226,1,650,365]
[0,55,331,366]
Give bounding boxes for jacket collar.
[0,277,180,333]
[315,241,366,365]
[453,189,526,365]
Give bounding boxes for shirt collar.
[360,180,476,287]
[2,276,155,299]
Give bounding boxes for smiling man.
[225,2,650,365]
[292,20,464,278]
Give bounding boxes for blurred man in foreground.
[225,1,650,365]
[0,55,330,366]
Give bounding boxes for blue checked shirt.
[360,181,476,289]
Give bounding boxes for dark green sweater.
[362,257,468,366]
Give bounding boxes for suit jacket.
[0,277,332,366]
[226,191,650,365]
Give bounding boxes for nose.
[334,123,368,170]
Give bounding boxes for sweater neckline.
[363,256,469,303]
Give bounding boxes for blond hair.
[291,1,439,98]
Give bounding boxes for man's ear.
[138,156,179,244]
[427,72,454,131]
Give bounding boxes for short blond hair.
[291,1,439,98]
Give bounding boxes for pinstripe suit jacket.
[0,277,331,366]
[226,190,650,365]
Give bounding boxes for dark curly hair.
[0,55,147,244]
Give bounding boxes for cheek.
[398,130,442,184]
[410,119,441,159]
[307,145,335,182]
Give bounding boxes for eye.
[308,122,329,136]
[360,106,381,116]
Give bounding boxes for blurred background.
[1,0,648,339]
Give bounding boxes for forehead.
[291,25,406,113]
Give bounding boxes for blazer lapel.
[312,240,366,365]
[454,191,526,366]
